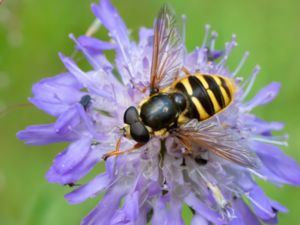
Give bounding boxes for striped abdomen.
[174,74,235,121]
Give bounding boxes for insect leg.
[102,140,145,160]
[135,85,148,94]
[102,137,122,160]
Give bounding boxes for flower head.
[17,0,300,224]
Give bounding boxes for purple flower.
[17,0,300,224]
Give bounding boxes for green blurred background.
[1,0,300,224]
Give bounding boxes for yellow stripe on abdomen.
[207,89,221,112]
[180,78,193,95]
[191,96,210,120]
[219,86,230,105]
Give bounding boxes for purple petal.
[65,173,111,204]
[46,144,101,184]
[17,124,76,145]
[138,27,153,47]
[105,157,117,178]
[77,36,115,73]
[262,217,278,224]
[81,185,129,225]
[192,214,209,225]
[91,0,135,84]
[261,200,288,225]
[54,105,81,135]
[166,197,184,225]
[243,82,281,111]
[123,191,139,221]
[211,50,223,60]
[75,103,99,138]
[59,53,114,101]
[152,196,167,225]
[230,198,262,225]
[256,165,289,185]
[109,206,149,225]
[152,195,184,225]
[30,73,82,116]
[242,115,284,135]
[53,103,96,138]
[91,0,129,45]
[70,34,111,71]
[70,34,101,70]
[108,210,129,225]
[78,36,116,51]
[184,193,225,225]
[247,186,275,220]
[135,206,148,225]
[53,137,92,174]
[252,141,300,185]
[270,199,288,213]
[32,72,82,90]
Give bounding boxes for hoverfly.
[103,5,258,168]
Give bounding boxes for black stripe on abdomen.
[188,76,215,116]
[203,75,225,108]
[220,77,231,99]
[175,82,200,120]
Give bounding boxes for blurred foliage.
[1,0,300,224]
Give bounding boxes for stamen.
[195,165,209,183]
[216,55,228,73]
[252,136,288,147]
[103,175,121,192]
[195,47,202,70]
[221,207,236,221]
[123,67,135,88]
[248,169,268,180]
[216,35,237,72]
[202,47,209,64]
[207,182,226,206]
[113,32,134,80]
[201,24,211,48]
[232,51,250,77]
[241,65,260,100]
[139,182,152,206]
[210,31,218,51]
[263,134,288,141]
[85,19,102,37]
[207,182,235,220]
[110,83,117,101]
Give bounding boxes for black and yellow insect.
[127,73,235,142]
[104,5,257,168]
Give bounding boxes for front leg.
[102,141,145,160]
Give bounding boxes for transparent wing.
[173,119,260,168]
[150,5,184,94]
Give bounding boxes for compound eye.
[130,122,150,143]
[124,106,139,125]
[171,93,186,112]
